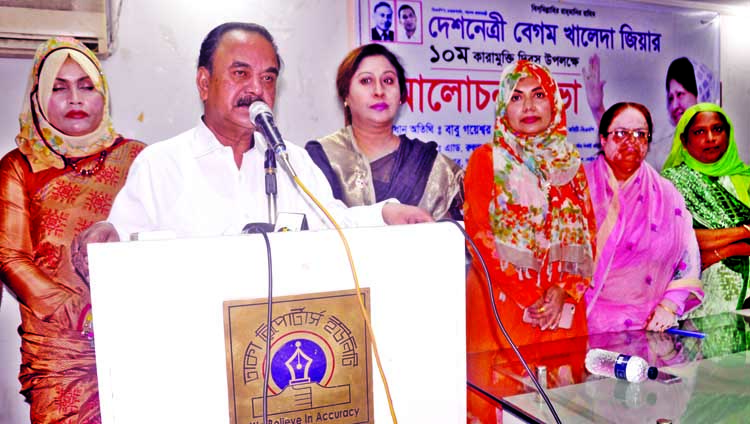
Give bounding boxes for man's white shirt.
[107,120,386,239]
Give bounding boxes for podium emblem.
[224,289,373,424]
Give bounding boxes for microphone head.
[249,100,273,123]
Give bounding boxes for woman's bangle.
[714,249,724,260]
[657,302,677,316]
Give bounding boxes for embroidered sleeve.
[0,152,81,327]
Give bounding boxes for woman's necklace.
[68,151,108,177]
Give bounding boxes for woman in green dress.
[662,103,750,318]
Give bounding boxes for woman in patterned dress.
[0,38,144,423]
[464,60,596,353]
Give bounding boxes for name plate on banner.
[223,289,373,424]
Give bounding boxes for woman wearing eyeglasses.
[584,102,703,334]
[662,103,750,318]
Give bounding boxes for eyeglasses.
[605,129,650,143]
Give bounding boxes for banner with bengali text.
[356,0,720,166]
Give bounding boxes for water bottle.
[585,348,658,383]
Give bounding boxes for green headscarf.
[662,102,750,206]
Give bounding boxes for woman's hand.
[71,221,119,285]
[382,203,433,225]
[700,248,724,270]
[646,299,678,332]
[527,285,566,330]
[695,226,750,251]
[700,240,750,269]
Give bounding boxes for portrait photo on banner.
[396,1,423,44]
[370,0,396,42]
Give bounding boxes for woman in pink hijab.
[584,102,703,334]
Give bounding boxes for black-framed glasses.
[605,129,650,143]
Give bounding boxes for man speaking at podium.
[71,22,431,278]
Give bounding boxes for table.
[467,311,750,423]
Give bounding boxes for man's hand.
[382,203,434,225]
[71,222,119,285]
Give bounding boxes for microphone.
[249,101,285,154]
[249,101,297,177]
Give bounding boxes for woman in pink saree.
[584,102,703,334]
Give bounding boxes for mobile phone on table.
[654,370,682,384]
[522,303,575,329]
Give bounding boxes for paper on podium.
[89,222,466,423]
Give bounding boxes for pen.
[666,327,705,339]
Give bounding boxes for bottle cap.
[647,367,658,380]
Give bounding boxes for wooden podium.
[88,222,466,423]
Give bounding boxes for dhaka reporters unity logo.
[224,291,373,424]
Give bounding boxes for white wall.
[1,1,750,422]
[0,288,27,423]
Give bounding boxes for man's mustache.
[236,96,262,107]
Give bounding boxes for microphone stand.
[242,140,277,234]
[264,147,278,225]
